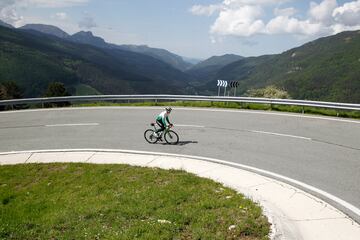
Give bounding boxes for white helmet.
[165,107,172,112]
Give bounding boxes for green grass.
[71,84,102,96]
[0,163,270,240]
[72,100,360,119]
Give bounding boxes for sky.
[1,0,360,59]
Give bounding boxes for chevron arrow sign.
[217,80,228,87]
[230,81,239,88]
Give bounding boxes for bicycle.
[144,123,179,145]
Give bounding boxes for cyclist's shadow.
[160,140,198,146]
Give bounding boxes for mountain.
[69,32,193,71]
[182,56,203,65]
[186,54,244,84]
[208,31,360,103]
[69,31,109,48]
[20,24,69,39]
[191,54,244,70]
[0,20,14,29]
[115,44,193,71]
[0,25,193,98]
[18,24,193,71]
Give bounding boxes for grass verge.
[73,101,360,119]
[0,163,270,240]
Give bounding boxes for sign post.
[229,81,239,97]
[217,80,221,96]
[216,80,228,97]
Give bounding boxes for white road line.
[176,124,205,128]
[250,130,312,140]
[174,107,360,124]
[45,123,99,127]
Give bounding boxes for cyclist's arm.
[162,118,168,127]
[165,116,172,126]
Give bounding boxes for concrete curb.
[1,149,360,240]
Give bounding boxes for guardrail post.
[302,106,305,114]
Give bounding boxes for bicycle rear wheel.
[164,130,179,145]
[144,129,158,144]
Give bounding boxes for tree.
[0,84,6,100]
[0,81,23,100]
[0,81,25,111]
[44,82,71,107]
[44,82,70,97]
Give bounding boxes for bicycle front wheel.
[144,129,158,144]
[164,130,179,145]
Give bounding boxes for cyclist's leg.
[156,120,165,134]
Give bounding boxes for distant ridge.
[0,20,14,29]
[115,44,193,71]
[20,24,69,39]
[69,31,108,48]
[18,23,194,71]
[191,54,244,70]
[186,54,244,84]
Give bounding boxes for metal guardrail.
[0,95,359,111]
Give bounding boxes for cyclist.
[154,107,173,139]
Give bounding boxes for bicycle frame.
[145,123,178,145]
[151,123,171,137]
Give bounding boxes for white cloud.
[0,1,22,25]
[210,5,265,36]
[331,23,360,33]
[274,7,297,17]
[78,13,97,29]
[54,12,68,20]
[23,0,88,8]
[190,4,222,16]
[0,0,88,26]
[309,0,337,25]
[1,0,88,9]
[191,0,360,39]
[223,0,288,6]
[266,16,325,35]
[333,0,360,26]
[0,0,90,27]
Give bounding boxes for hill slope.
[20,24,69,39]
[209,31,360,103]
[116,45,193,71]
[19,24,193,71]
[187,54,244,84]
[0,20,14,29]
[0,26,192,97]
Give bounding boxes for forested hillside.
[186,54,244,85]
[0,26,192,98]
[207,31,360,103]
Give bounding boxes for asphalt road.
[1,107,359,219]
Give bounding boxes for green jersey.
[156,111,170,127]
